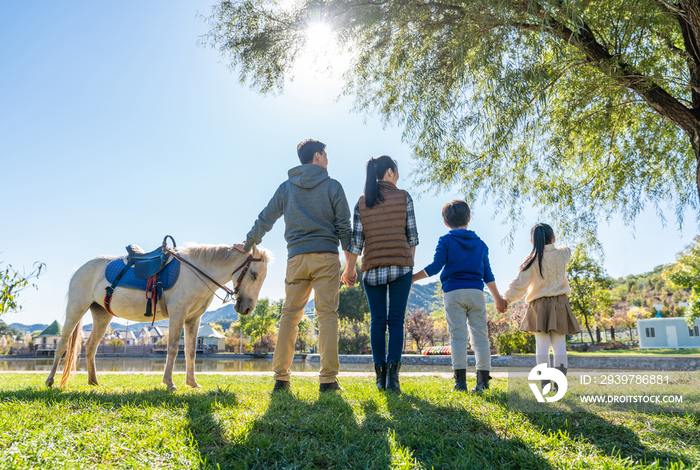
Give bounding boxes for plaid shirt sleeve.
[406,193,419,247]
[347,202,364,255]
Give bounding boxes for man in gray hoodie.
[234,139,352,392]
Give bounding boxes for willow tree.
[1,261,44,316]
[204,0,700,241]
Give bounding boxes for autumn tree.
[240,298,281,344]
[204,0,700,243]
[663,235,700,324]
[567,248,615,345]
[406,309,434,353]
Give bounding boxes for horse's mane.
[179,243,273,265]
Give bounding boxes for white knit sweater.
[503,244,571,304]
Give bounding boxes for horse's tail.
[59,320,83,388]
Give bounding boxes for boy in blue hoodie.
[412,200,506,392]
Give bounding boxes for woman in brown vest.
[342,156,419,393]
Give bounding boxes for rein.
[164,247,262,303]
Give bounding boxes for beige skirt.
[519,294,581,335]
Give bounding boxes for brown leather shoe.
[272,380,290,392]
[319,380,343,392]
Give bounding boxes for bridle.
[231,254,264,296]
[164,247,263,303]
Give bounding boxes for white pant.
[534,331,568,368]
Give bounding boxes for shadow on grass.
[220,388,393,469]
[0,385,235,468]
[484,380,697,467]
[384,390,554,469]
[216,381,555,469]
[522,409,695,467]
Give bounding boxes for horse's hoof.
[163,382,177,391]
[187,382,202,389]
[45,378,54,388]
[88,381,99,386]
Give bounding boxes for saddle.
[126,243,171,280]
[104,235,177,322]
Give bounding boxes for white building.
[197,324,226,351]
[34,320,63,351]
[137,326,165,345]
[637,318,700,349]
[113,330,137,346]
[177,324,226,351]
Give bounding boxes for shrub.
[107,338,124,348]
[225,336,249,352]
[338,315,370,354]
[494,330,535,355]
[252,334,276,352]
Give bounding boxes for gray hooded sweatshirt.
[243,164,352,258]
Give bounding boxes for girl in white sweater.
[503,223,581,382]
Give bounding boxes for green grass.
[0,374,698,469]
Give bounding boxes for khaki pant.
[273,252,340,383]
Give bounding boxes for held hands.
[495,297,509,314]
[341,267,358,287]
[411,270,428,284]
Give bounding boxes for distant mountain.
[407,282,442,312]
[79,303,240,332]
[9,323,48,333]
[305,299,315,317]
[201,304,237,324]
[609,265,689,317]
[406,281,494,313]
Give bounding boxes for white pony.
[46,243,270,389]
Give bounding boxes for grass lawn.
[0,374,698,469]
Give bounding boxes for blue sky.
[1,0,697,327]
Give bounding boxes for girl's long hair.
[520,223,555,278]
[364,155,397,208]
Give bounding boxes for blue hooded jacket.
[423,229,494,293]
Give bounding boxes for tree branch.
[510,12,700,138]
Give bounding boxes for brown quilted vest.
[358,181,414,272]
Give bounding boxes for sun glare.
[294,21,350,91]
[305,22,334,54]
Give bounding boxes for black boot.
[375,365,387,391]
[552,365,568,394]
[272,380,290,393]
[541,379,551,394]
[453,369,467,392]
[471,370,491,393]
[386,362,401,394]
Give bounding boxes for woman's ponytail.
[364,158,380,207]
[520,223,555,278]
[364,155,398,207]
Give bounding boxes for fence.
[153,344,218,354]
[570,327,638,344]
[8,344,157,356]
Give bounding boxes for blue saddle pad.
[105,257,180,291]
